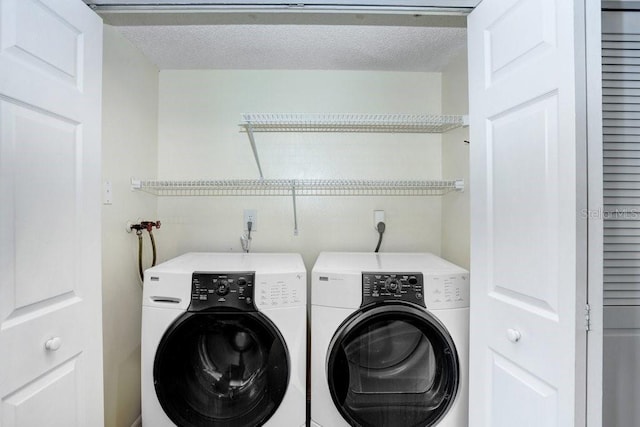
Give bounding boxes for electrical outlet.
[374,210,385,230]
[244,209,257,231]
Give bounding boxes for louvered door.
[603,11,640,306]
[602,10,640,427]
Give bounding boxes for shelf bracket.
[291,181,299,236]
[246,122,264,179]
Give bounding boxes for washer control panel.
[362,272,425,308]
[189,272,256,312]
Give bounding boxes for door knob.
[506,329,521,343]
[45,337,62,351]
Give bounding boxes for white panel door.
[0,0,104,426]
[468,0,591,426]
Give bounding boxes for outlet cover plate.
[244,209,257,231]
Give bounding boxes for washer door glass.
[154,311,289,427]
[328,303,459,427]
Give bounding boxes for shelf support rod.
[246,123,264,179]
[291,181,299,236]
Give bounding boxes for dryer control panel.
[362,272,425,308]
[189,272,256,312]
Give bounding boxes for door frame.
[91,1,604,425]
[585,1,604,426]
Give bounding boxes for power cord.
[241,221,253,253]
[374,221,386,253]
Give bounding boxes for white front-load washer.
[311,252,469,427]
[142,252,306,427]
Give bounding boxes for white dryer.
[142,252,306,427]
[311,252,469,427]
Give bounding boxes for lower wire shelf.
[131,178,464,236]
[131,179,465,197]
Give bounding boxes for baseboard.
[131,415,142,427]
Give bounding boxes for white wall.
[441,50,470,269]
[102,25,158,427]
[156,70,446,272]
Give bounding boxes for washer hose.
[137,230,144,283]
[133,221,160,285]
[149,229,157,267]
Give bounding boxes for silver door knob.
[45,337,62,351]
[506,329,521,343]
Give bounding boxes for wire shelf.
[241,113,467,133]
[131,179,464,197]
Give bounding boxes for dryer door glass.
[154,312,289,427]
[328,304,459,427]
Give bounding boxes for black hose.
[374,222,386,253]
[245,221,253,253]
[149,229,157,267]
[137,231,144,282]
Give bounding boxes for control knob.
[216,280,230,296]
[385,278,400,293]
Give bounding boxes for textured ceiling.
[116,24,467,71]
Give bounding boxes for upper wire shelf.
[131,179,465,197]
[241,113,467,133]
